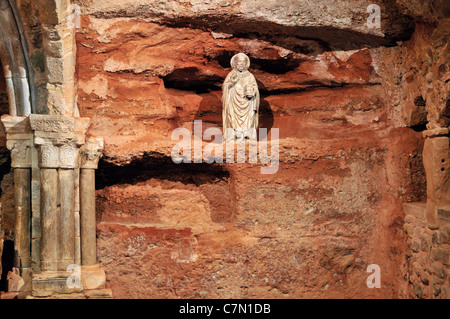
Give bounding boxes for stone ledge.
[26,293,86,299]
[437,206,450,222]
[29,114,90,135]
[32,271,83,297]
[83,288,113,299]
[403,202,427,220]
[423,128,449,138]
[0,115,31,134]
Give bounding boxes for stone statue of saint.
[222,53,260,142]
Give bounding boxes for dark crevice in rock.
[90,9,414,52]
[162,14,414,51]
[379,0,416,42]
[167,18,406,51]
[251,57,301,75]
[162,67,223,93]
[442,99,450,126]
[414,96,426,107]
[409,95,428,130]
[258,82,381,97]
[164,71,381,96]
[211,50,303,74]
[410,122,429,132]
[96,153,231,190]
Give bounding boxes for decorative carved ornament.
[30,115,75,133]
[80,138,104,169]
[6,139,32,168]
[34,138,83,169]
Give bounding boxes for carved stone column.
[30,115,89,271]
[1,115,32,296]
[2,114,108,298]
[79,137,103,266]
[79,137,106,290]
[29,115,89,297]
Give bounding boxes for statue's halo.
[230,52,250,70]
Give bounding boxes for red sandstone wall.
[380,18,449,298]
[74,12,427,298]
[1,0,443,299]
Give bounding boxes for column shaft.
[58,168,75,270]
[13,168,31,269]
[80,168,96,265]
[40,168,58,271]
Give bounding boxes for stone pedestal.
[31,271,82,297]
[422,128,450,229]
[81,264,106,290]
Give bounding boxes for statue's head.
[231,53,250,72]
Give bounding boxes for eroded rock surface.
[68,0,436,299]
[0,0,447,299]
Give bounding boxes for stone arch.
[0,0,34,116]
[0,0,79,117]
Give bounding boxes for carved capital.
[80,138,104,169]
[1,116,33,168]
[34,137,84,169]
[36,142,59,168]
[30,115,91,169]
[6,139,32,168]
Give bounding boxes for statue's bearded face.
[235,57,246,72]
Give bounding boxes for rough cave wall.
[379,2,450,299]
[0,0,444,298]
[68,0,432,299]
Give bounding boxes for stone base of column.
[26,293,86,299]
[83,288,113,299]
[25,290,113,299]
[81,264,106,290]
[31,271,83,298]
[16,268,32,299]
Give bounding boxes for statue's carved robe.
[222,70,260,141]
